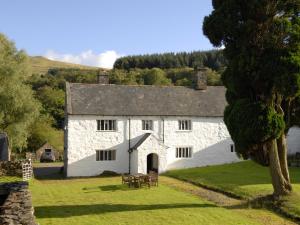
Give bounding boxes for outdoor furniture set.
[122,171,158,188]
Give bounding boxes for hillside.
[29,56,101,74]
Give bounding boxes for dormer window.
[142,120,153,130]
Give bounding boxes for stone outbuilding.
[36,142,62,162]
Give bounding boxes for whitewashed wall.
[66,116,129,177]
[287,127,300,155]
[65,115,300,177]
[163,117,238,171]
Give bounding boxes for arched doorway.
[147,153,158,173]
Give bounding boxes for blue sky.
[0,0,215,68]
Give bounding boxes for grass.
[164,161,300,219]
[0,176,22,183]
[29,56,100,74]
[29,176,282,225]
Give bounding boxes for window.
[142,120,153,130]
[96,150,116,161]
[178,120,192,130]
[230,144,235,152]
[97,120,116,131]
[176,147,192,158]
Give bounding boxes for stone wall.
[0,161,23,177]
[0,182,37,225]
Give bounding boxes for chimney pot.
[194,67,207,90]
[97,70,109,84]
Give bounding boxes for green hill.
[29,56,101,74]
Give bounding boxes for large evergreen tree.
[203,0,300,196]
[0,33,40,150]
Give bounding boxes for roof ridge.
[69,82,224,89]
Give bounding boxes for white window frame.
[96,150,116,161]
[178,120,192,131]
[142,120,153,130]
[97,120,117,131]
[176,147,193,158]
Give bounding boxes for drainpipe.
[128,118,131,174]
[162,118,165,143]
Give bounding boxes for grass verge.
[164,161,300,221]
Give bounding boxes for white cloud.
[44,50,122,69]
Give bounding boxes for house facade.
[64,73,300,177]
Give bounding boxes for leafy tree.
[203,0,300,196]
[0,33,40,150]
[143,68,172,85]
[36,87,65,128]
[26,115,63,152]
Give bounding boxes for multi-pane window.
[178,120,192,130]
[176,147,192,158]
[96,150,116,161]
[97,120,116,131]
[142,120,153,130]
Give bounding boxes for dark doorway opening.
[147,153,158,173]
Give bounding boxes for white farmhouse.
[64,71,300,177]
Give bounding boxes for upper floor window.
[176,147,192,158]
[96,150,116,161]
[178,120,192,130]
[142,120,153,130]
[97,120,116,131]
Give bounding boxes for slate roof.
[131,133,152,150]
[66,83,227,117]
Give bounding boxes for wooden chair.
[121,174,131,185]
[139,175,151,188]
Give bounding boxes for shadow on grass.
[33,167,64,180]
[35,203,217,218]
[83,184,132,192]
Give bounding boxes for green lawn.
[29,176,281,225]
[0,176,22,183]
[164,161,300,218]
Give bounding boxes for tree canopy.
[113,50,226,71]
[0,34,40,150]
[203,0,300,196]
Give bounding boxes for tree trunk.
[266,139,292,196]
[277,134,292,186]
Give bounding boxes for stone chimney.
[194,67,207,90]
[97,70,109,84]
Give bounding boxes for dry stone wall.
[0,182,37,225]
[0,161,23,176]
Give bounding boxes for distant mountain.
[29,56,101,74]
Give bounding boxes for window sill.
[96,130,118,132]
[175,157,193,159]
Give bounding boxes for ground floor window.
[96,150,116,161]
[176,147,192,158]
